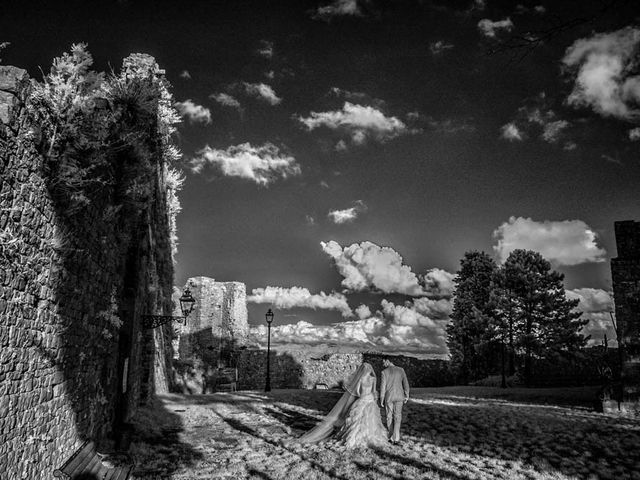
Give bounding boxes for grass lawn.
[128,386,640,480]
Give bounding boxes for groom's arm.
[379,371,387,406]
[402,369,410,403]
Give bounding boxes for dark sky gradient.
[2,0,638,346]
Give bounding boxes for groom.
[380,359,410,444]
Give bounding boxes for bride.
[299,362,388,448]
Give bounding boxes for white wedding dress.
[299,363,388,448]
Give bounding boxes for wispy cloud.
[174,99,211,124]
[429,40,454,55]
[189,142,300,186]
[311,0,364,22]
[256,40,274,59]
[493,216,607,266]
[248,286,353,317]
[179,70,191,80]
[297,102,410,147]
[242,82,282,105]
[629,127,640,141]
[328,200,367,224]
[210,92,242,110]
[563,27,640,120]
[478,18,514,38]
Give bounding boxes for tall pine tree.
[497,249,588,386]
[447,251,498,383]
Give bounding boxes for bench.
[54,440,133,480]
[216,367,238,392]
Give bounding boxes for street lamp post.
[265,308,274,392]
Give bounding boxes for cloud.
[629,127,640,141]
[420,269,456,298]
[477,18,514,38]
[297,102,410,146]
[328,200,367,224]
[256,40,274,59]
[500,122,524,141]
[329,88,386,109]
[174,99,211,124]
[355,304,372,319]
[412,296,453,320]
[189,142,301,186]
[249,298,449,354]
[248,286,353,317]
[242,82,282,105]
[210,93,242,110]
[501,95,573,146]
[321,240,425,295]
[541,119,569,143]
[311,0,364,22]
[179,70,191,80]
[566,288,613,313]
[566,288,616,346]
[492,216,607,266]
[429,40,454,55]
[563,27,640,120]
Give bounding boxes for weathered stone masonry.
[610,220,640,416]
[0,64,175,479]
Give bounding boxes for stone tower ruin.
[176,276,248,377]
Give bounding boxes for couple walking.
[299,359,410,448]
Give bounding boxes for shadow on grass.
[263,405,319,432]
[210,406,351,480]
[371,446,469,480]
[404,393,640,479]
[127,397,204,479]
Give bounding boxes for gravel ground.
[127,388,640,480]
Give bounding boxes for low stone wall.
[236,350,452,390]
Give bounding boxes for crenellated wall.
[0,62,176,479]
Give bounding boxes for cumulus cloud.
[355,304,372,319]
[566,288,613,313]
[242,82,282,105]
[256,40,274,59]
[311,0,364,22]
[250,298,449,354]
[189,142,300,186]
[248,286,352,317]
[328,200,367,224]
[430,40,454,55]
[210,92,242,110]
[500,122,524,141]
[478,18,514,38]
[297,102,410,146]
[493,216,607,266]
[566,288,616,345]
[174,99,211,124]
[629,127,640,141]
[420,269,456,298]
[321,240,425,295]
[563,27,640,120]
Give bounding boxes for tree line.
[446,250,588,387]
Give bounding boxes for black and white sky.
[3,0,639,357]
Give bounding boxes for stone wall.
[0,64,175,478]
[236,350,453,390]
[608,220,640,416]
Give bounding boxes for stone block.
[0,91,18,125]
[0,66,28,94]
